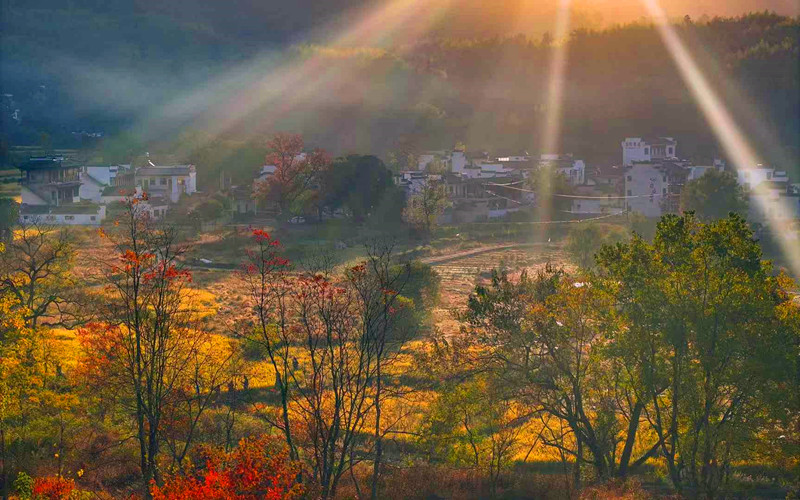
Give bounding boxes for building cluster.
[14,135,800,227]
[18,157,197,225]
[394,137,800,224]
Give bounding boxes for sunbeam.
[640,0,800,277]
[535,0,571,236]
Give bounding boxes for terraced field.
[428,243,571,336]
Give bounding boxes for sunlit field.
[2,0,799,497]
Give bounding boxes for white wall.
[625,164,670,218]
[20,206,106,226]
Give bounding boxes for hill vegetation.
[1,8,798,179]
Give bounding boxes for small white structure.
[735,164,789,193]
[539,154,586,185]
[621,137,678,167]
[20,205,106,226]
[135,164,197,203]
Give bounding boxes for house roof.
[592,164,624,178]
[18,156,82,171]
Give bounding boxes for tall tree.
[680,169,747,220]
[595,213,799,496]
[402,178,449,236]
[256,133,330,217]
[80,199,212,494]
[0,220,75,328]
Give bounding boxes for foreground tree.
[238,234,418,499]
[459,268,659,483]
[595,213,799,496]
[0,220,75,328]
[79,199,214,493]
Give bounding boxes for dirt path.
[420,243,537,265]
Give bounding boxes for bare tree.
[0,219,75,328]
[82,199,210,494]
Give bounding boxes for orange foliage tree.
[78,199,221,491]
[150,436,304,500]
[255,133,330,216]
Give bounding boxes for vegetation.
[0,205,798,498]
[680,169,748,220]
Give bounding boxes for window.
[663,188,667,195]
[90,216,96,221]
[627,190,632,196]
[627,175,632,181]
[663,176,667,182]
[23,215,29,220]
[645,147,650,155]
[766,171,772,180]
[160,177,167,185]
[64,215,74,221]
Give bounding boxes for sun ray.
[535,0,572,238]
[640,0,800,277]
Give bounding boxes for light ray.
[535,0,571,237]
[132,0,454,156]
[640,0,800,277]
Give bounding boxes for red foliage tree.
[256,133,330,216]
[150,436,304,500]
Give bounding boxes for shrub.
[150,436,303,500]
[31,476,75,500]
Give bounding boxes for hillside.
[1,2,798,177]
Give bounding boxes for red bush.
[32,476,75,500]
[151,436,304,500]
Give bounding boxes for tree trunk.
[617,401,644,478]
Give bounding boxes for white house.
[18,156,106,225]
[621,137,678,167]
[79,165,130,202]
[135,164,197,203]
[625,160,689,217]
[735,165,789,192]
[687,159,726,181]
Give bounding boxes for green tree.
[680,169,747,220]
[565,223,625,269]
[402,178,450,236]
[595,213,799,496]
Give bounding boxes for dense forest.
[2,3,798,180]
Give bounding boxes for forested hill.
[1,2,798,178]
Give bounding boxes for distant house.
[538,154,586,185]
[135,164,197,203]
[735,164,789,193]
[18,156,105,225]
[569,186,625,215]
[586,164,624,189]
[624,160,689,217]
[230,185,258,215]
[79,164,129,202]
[621,137,678,167]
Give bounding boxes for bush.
[31,476,75,500]
[14,472,34,499]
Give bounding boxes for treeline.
[3,12,798,178]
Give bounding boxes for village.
[12,136,800,230]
